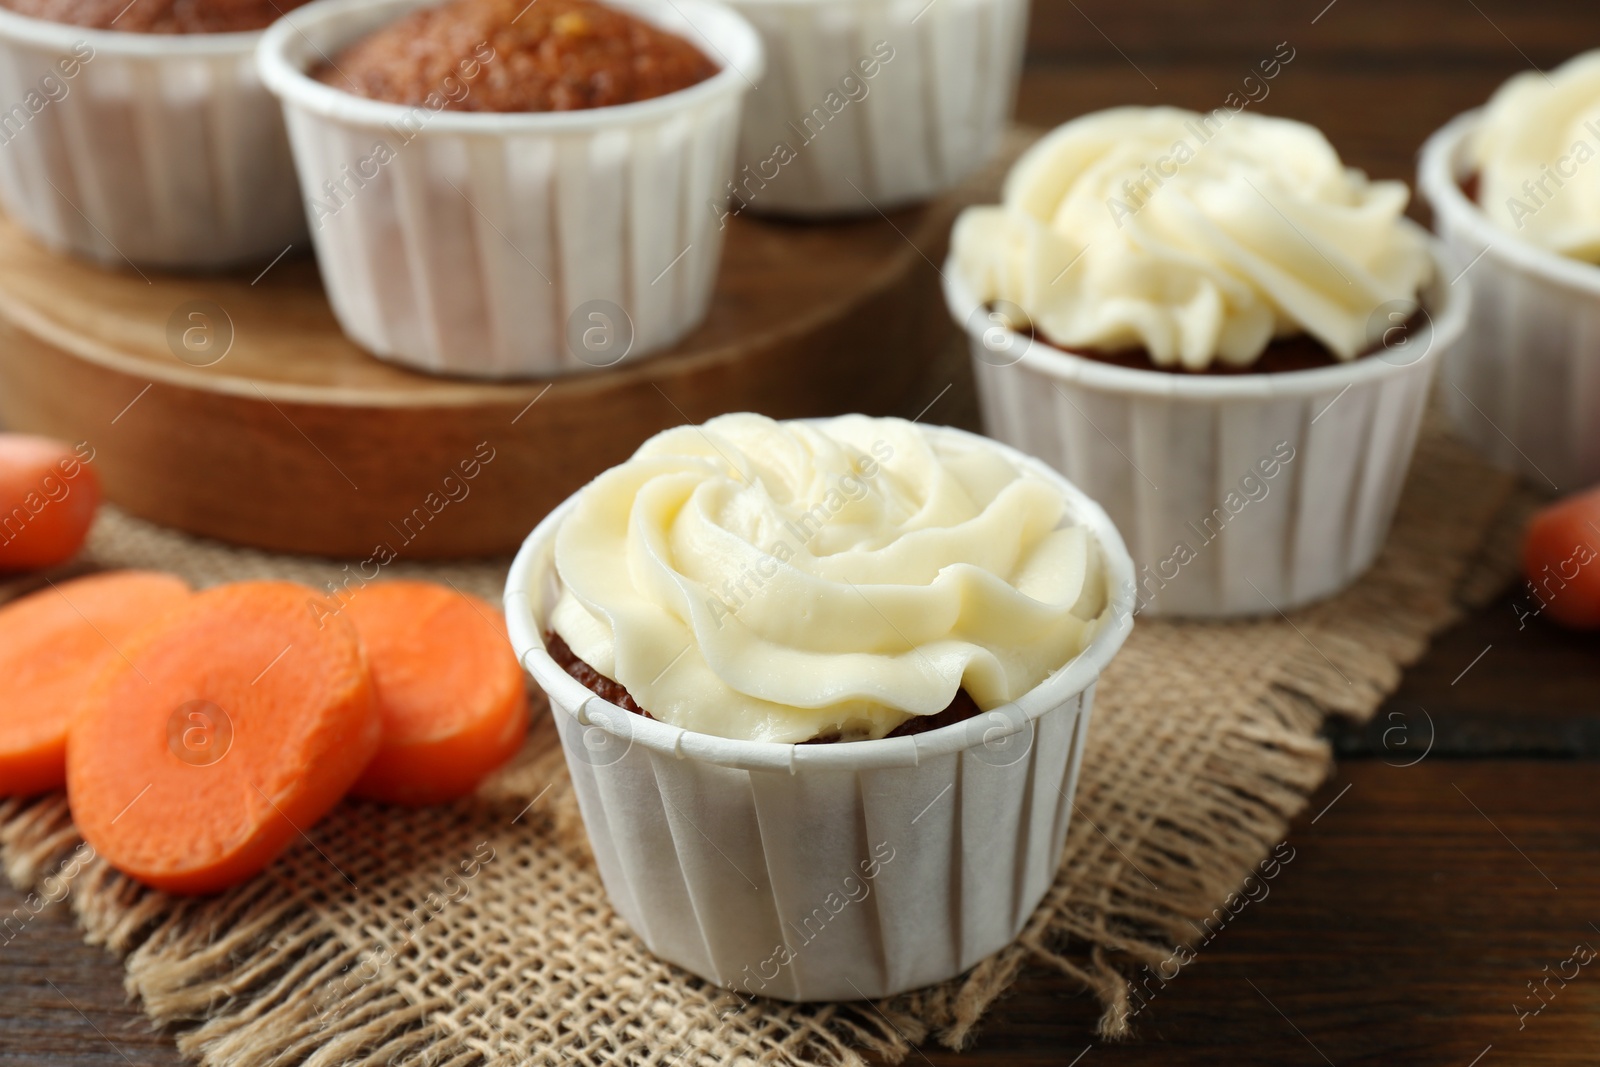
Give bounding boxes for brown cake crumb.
[546,631,652,718]
[0,0,308,33]
[545,631,983,743]
[316,0,718,113]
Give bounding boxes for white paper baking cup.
[944,245,1469,618]
[1419,110,1600,491]
[0,10,305,268]
[259,0,762,379]
[723,0,1026,216]
[504,423,1135,1001]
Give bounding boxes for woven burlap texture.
[0,419,1516,1066]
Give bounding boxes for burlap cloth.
[0,416,1526,1065]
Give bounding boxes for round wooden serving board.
[0,144,1015,559]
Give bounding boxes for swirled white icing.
[951,106,1435,369]
[548,414,1107,742]
[1470,49,1600,261]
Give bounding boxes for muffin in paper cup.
[503,418,1135,1000]
[1419,108,1600,491]
[722,0,1027,217]
[944,108,1468,618]
[258,0,763,380]
[0,11,305,268]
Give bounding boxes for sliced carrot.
[0,435,101,572]
[67,581,379,894]
[343,581,528,805]
[1521,486,1600,629]
[0,571,191,797]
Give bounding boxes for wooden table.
[6,1,1600,1063]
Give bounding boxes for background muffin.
[721,0,1027,216]
[316,0,716,110]
[259,0,763,378]
[0,0,307,266]
[0,0,305,32]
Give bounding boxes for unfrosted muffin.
[0,0,307,32]
[0,0,308,266]
[317,0,716,111]
[259,0,759,378]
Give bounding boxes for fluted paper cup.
[1419,110,1600,491]
[0,10,304,268]
[259,0,762,379]
[944,245,1468,618]
[723,0,1027,216]
[504,424,1135,1001]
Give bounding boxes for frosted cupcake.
[505,413,1134,998]
[1419,50,1600,489]
[0,0,309,267]
[944,106,1467,617]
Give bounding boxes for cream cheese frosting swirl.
[548,414,1107,743]
[1469,50,1600,262]
[951,106,1435,369]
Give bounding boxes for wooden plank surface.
[6,0,1600,1063]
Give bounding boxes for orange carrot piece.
[1521,486,1600,629]
[67,581,379,894]
[343,581,528,805]
[0,435,101,572]
[0,571,191,797]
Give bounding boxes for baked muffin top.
[547,414,1108,744]
[316,0,717,112]
[0,0,306,33]
[952,106,1435,372]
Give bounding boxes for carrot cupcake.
[505,413,1134,999]
[944,106,1468,617]
[258,0,763,378]
[0,0,308,267]
[1420,50,1600,490]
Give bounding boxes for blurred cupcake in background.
[945,106,1467,616]
[1420,50,1600,490]
[720,0,1028,217]
[259,0,763,378]
[1465,52,1600,261]
[0,0,310,268]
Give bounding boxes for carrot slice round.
[344,581,528,805]
[0,570,191,797]
[1522,486,1600,629]
[0,435,101,572]
[67,581,379,894]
